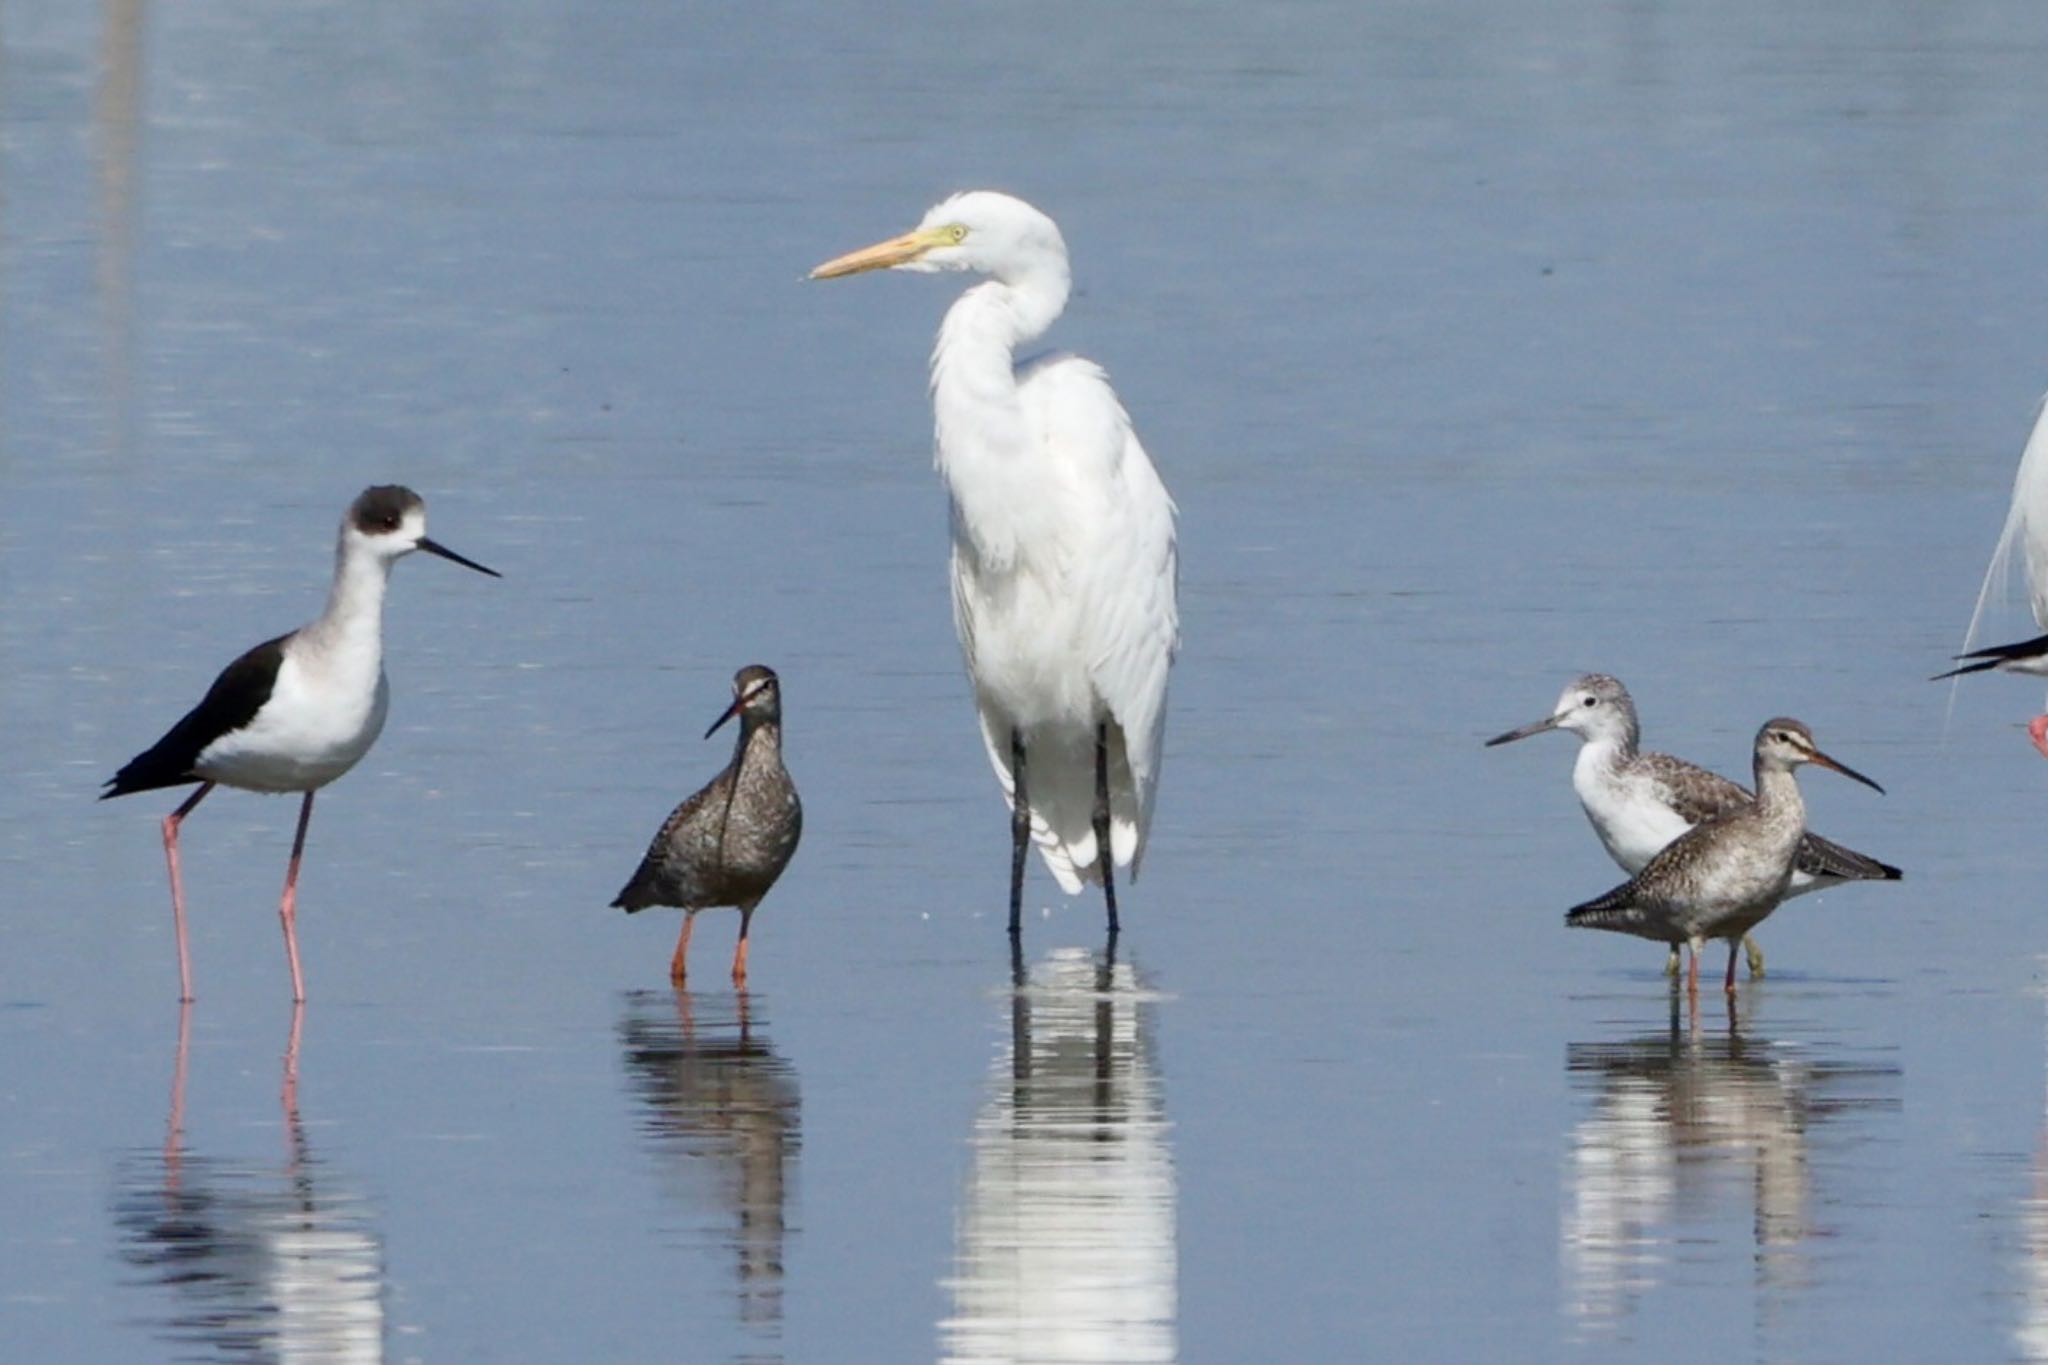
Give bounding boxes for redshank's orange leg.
[161,782,216,1003]
[669,912,696,985]
[731,905,755,986]
[278,792,314,1003]
[2029,716,2048,759]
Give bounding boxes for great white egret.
[811,191,1180,937]
[1941,391,2048,755]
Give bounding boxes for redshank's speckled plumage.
[1488,675,1899,978]
[613,665,802,985]
[1564,718,1886,996]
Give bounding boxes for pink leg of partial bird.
[161,782,216,1003]
[1686,943,1699,998]
[2029,715,2048,758]
[277,792,314,1003]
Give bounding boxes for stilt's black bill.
[417,537,501,577]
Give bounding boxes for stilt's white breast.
[195,650,390,794]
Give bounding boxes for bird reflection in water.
[1562,993,1898,1334]
[113,1005,385,1364]
[617,989,801,1347]
[2016,978,2048,1362]
[939,943,1177,1364]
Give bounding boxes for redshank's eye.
[1582,696,1597,708]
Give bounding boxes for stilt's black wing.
[1932,631,2048,680]
[101,633,290,798]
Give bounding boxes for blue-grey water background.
[7,2,2048,1361]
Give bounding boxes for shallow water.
[9,0,2048,1360]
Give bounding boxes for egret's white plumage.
[813,192,1179,919]
[1960,391,2048,647]
[1946,391,2048,753]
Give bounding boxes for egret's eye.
[947,224,968,243]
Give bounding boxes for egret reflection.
[1563,995,1898,1333]
[113,1006,385,1364]
[939,944,1176,1365]
[616,989,800,1345]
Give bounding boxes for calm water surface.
[7,1,2048,1360]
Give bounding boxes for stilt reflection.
[939,943,1177,1364]
[113,1006,385,1364]
[616,989,801,1347]
[1562,993,1898,1334]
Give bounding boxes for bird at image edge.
[1941,389,2048,756]
[811,191,1180,939]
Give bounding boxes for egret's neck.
[299,540,392,664]
[929,268,1071,571]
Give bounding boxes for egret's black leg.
[1009,729,1029,939]
[1094,722,1118,939]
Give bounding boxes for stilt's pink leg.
[161,783,215,1003]
[281,1002,305,1137]
[278,792,314,1003]
[2029,715,2048,759]
[165,1000,192,1190]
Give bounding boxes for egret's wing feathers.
[1021,355,1179,878]
[953,545,1088,895]
[1957,389,2048,666]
